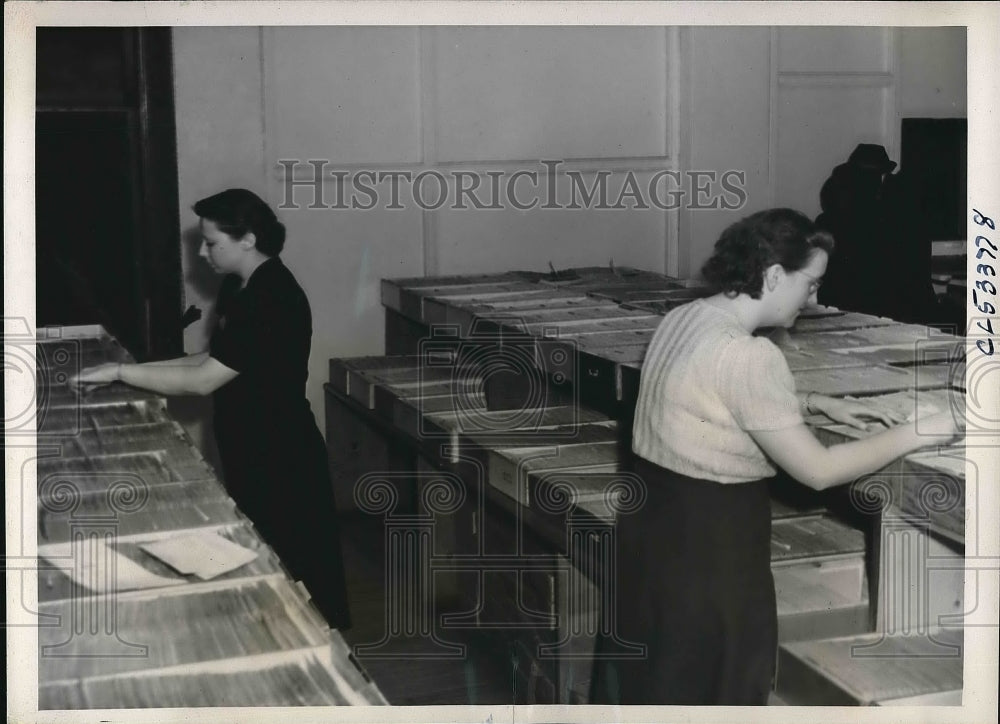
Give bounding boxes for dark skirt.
[215,410,352,631]
[590,457,777,705]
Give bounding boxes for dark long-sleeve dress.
[210,256,351,629]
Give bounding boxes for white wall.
[171,26,966,438]
[172,27,268,460]
[898,27,967,118]
[679,27,773,278]
[678,26,966,275]
[173,27,268,353]
[682,26,894,273]
[173,26,678,434]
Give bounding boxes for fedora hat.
[847,143,897,172]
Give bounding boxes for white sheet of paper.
[140,531,258,580]
[40,540,186,593]
[905,400,942,422]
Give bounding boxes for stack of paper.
[40,540,185,593]
[140,531,258,580]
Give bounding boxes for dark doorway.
[900,118,968,242]
[36,27,182,359]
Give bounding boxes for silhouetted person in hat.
[815,144,940,324]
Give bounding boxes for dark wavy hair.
[700,208,834,299]
[193,188,286,256]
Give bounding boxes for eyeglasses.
[793,269,823,294]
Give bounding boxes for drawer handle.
[587,369,600,377]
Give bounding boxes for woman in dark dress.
[71,188,351,629]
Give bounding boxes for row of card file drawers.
[34,325,385,708]
[381,268,968,548]
[381,270,966,423]
[327,353,878,702]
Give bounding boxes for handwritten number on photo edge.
[975,279,997,296]
[974,288,993,312]
[972,212,997,357]
[973,210,995,231]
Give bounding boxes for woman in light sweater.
[591,207,963,705]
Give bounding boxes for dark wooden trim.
[136,28,183,358]
[35,27,183,359]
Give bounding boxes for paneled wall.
[172,26,965,436]
[174,27,680,433]
[680,26,965,276]
[679,27,773,278]
[774,27,896,219]
[682,27,899,277]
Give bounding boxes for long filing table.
[35,325,386,709]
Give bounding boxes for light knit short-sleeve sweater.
[632,299,803,483]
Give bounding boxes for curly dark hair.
[700,208,834,299]
[193,188,286,256]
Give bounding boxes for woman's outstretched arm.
[750,411,962,491]
[70,355,237,396]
